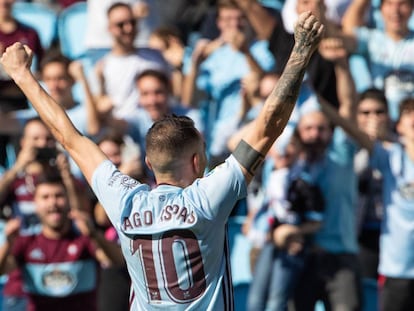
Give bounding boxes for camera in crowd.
[287,178,325,216]
[35,147,58,163]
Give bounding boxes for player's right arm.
[233,12,323,183]
[0,43,107,185]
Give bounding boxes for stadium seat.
[57,2,88,59]
[12,2,58,49]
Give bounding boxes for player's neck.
[156,179,190,188]
[155,174,195,188]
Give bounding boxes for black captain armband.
[233,140,265,175]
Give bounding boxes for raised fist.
[293,11,324,57]
[0,42,33,80]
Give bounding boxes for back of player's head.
[145,115,202,173]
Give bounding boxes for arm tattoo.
[264,53,308,127]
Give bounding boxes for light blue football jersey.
[354,28,414,121]
[371,142,414,278]
[92,156,247,310]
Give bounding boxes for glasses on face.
[114,19,137,29]
[358,109,387,116]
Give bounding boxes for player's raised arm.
[234,12,324,183]
[0,43,107,184]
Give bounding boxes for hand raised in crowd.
[13,144,38,172]
[4,218,22,245]
[221,29,249,52]
[241,71,260,98]
[55,152,71,177]
[161,36,185,70]
[318,37,348,63]
[68,60,86,82]
[240,72,261,119]
[132,1,149,19]
[191,39,220,66]
[94,60,114,115]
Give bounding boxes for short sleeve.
[91,160,149,227]
[187,156,247,220]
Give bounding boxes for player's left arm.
[234,12,324,183]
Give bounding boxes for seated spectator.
[281,0,352,33]
[0,173,124,311]
[0,51,100,179]
[85,0,160,63]
[93,2,169,119]
[341,0,414,121]
[0,0,43,168]
[148,26,188,99]
[354,88,397,279]
[322,92,414,311]
[0,118,91,311]
[0,0,43,110]
[0,51,99,135]
[11,51,100,138]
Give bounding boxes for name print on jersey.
[123,205,197,231]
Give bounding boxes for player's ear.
[145,156,153,172]
[192,153,203,177]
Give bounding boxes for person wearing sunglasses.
[94,2,170,121]
[354,88,397,281]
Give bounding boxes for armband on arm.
[233,140,265,175]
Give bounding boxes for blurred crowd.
[0,0,414,310]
